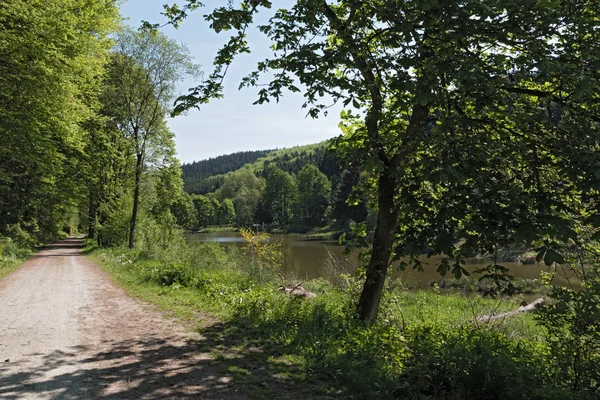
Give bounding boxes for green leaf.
[543,248,565,266]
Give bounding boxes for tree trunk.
[87,189,96,239]
[478,298,545,322]
[357,170,398,322]
[128,153,143,249]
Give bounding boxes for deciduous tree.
[262,167,297,224]
[0,0,119,242]
[105,29,199,248]
[164,0,600,322]
[296,164,331,225]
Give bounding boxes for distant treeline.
[177,143,369,230]
[182,143,342,195]
[182,150,272,194]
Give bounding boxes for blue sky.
[120,0,342,164]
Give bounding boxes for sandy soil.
[0,239,241,399]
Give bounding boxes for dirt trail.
[0,239,239,399]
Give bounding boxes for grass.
[0,259,25,280]
[0,238,33,280]
[301,224,341,240]
[85,234,568,399]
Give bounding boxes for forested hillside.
[182,150,271,193]
[182,142,341,195]
[179,141,366,231]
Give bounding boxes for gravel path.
[0,239,240,399]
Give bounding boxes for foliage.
[0,235,32,280]
[181,141,341,197]
[217,198,236,225]
[0,0,119,242]
[180,143,348,229]
[96,191,133,247]
[92,235,581,399]
[331,168,368,225]
[295,164,331,225]
[239,228,282,283]
[400,325,556,400]
[0,236,32,263]
[214,169,264,226]
[535,278,600,396]
[182,150,271,194]
[214,169,262,200]
[262,167,297,224]
[192,195,217,227]
[170,192,198,228]
[135,211,183,260]
[146,262,193,286]
[103,28,200,248]
[165,0,600,321]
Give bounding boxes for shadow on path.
[0,321,330,400]
[29,238,86,259]
[40,238,85,250]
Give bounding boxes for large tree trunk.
[128,153,143,249]
[357,170,398,322]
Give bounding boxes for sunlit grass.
[87,240,554,398]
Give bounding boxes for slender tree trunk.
[128,153,143,249]
[87,189,96,239]
[357,170,398,322]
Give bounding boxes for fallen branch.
[478,298,545,322]
[281,283,316,299]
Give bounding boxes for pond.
[186,231,580,289]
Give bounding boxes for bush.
[0,235,32,262]
[535,278,600,397]
[228,283,407,396]
[146,262,193,286]
[399,325,559,400]
[4,223,37,248]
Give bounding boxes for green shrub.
[535,278,600,397]
[147,262,193,286]
[227,283,407,396]
[4,223,37,248]
[399,325,559,400]
[0,235,32,262]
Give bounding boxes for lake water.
[186,232,580,288]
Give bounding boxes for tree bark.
[478,298,545,322]
[128,153,143,249]
[357,170,398,322]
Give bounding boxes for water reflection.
[186,232,580,289]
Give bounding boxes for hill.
[182,141,341,195]
[182,150,272,194]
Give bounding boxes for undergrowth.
[87,237,596,399]
[0,236,33,280]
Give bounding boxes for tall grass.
[89,236,589,399]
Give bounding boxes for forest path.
[0,238,239,399]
